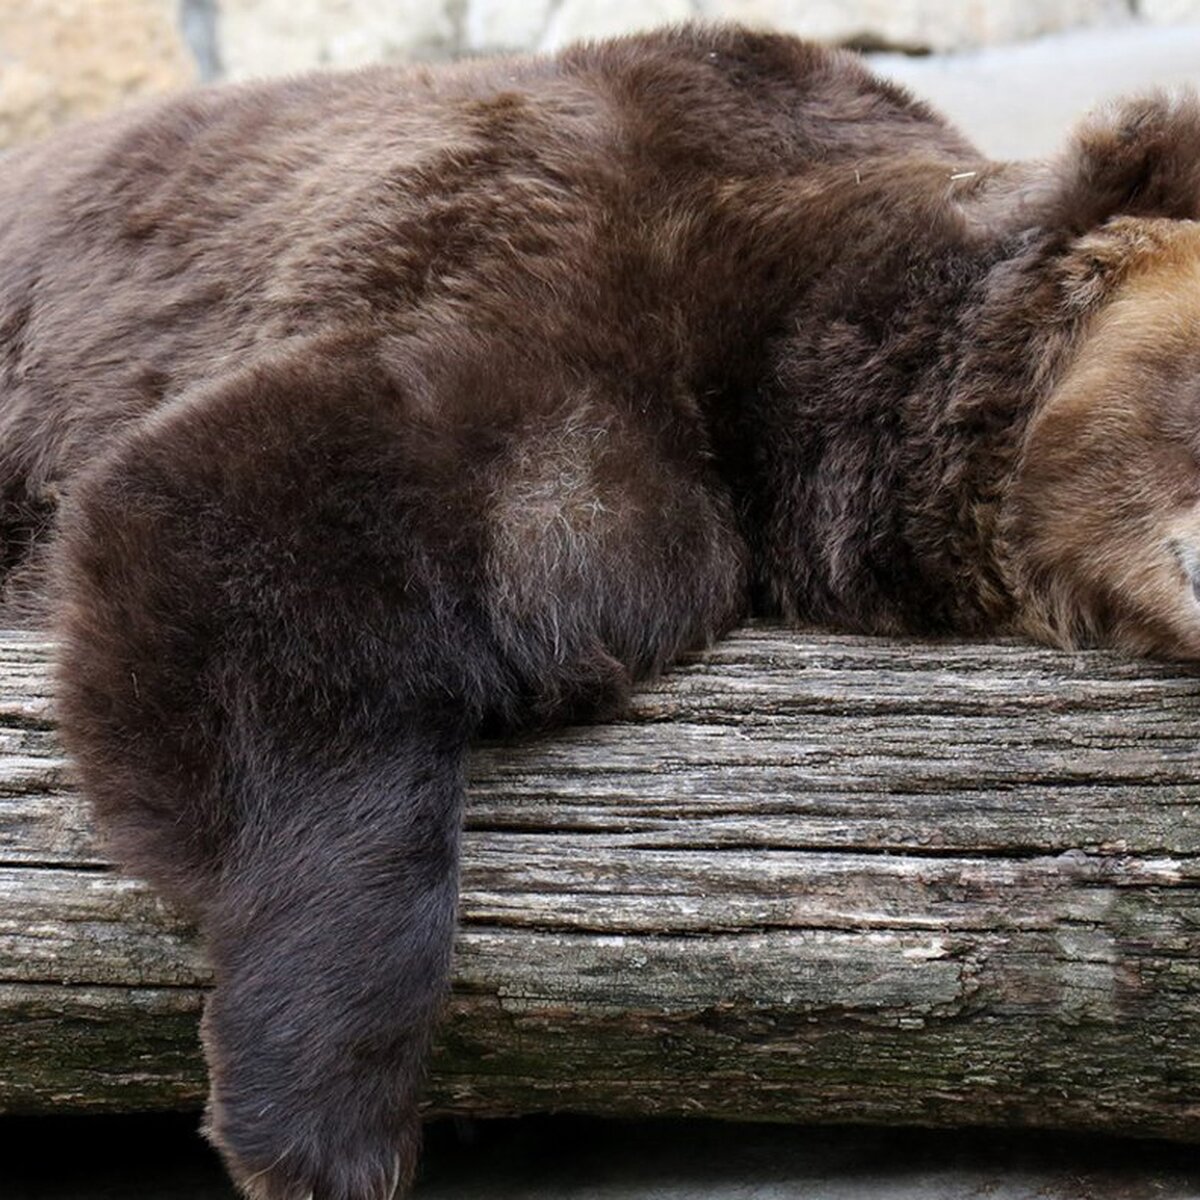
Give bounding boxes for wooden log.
[1,628,1199,1139]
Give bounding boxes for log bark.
[1,627,1199,1139]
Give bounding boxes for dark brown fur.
[5,23,1200,1199]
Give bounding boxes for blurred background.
[6,0,1200,156]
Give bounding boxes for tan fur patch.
[486,401,626,649]
[1006,220,1200,656]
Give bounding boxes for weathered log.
[1,628,1199,1139]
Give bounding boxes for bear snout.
[1165,533,1200,604]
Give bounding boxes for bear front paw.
[206,1090,421,1200]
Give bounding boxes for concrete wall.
[3,0,1200,146]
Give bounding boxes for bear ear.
[1054,215,1186,313]
[1030,91,1200,235]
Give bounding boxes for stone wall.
[0,0,196,146]
[3,0,1200,146]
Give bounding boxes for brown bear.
[3,21,1200,1200]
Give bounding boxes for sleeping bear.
[3,21,1200,1200]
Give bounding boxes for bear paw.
[205,1085,421,1200]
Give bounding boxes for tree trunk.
[1,628,1198,1139]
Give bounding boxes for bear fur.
[4,22,1200,1200]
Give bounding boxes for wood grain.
[2,628,1198,1139]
